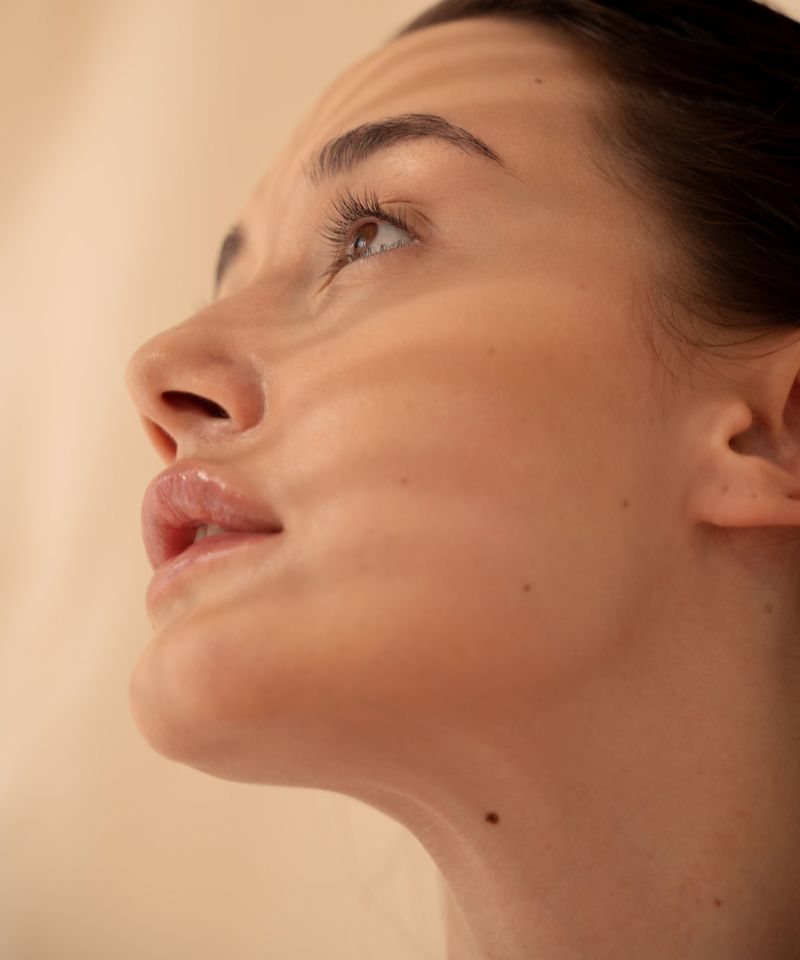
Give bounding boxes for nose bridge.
[125,307,267,462]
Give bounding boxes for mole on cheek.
[485,812,500,824]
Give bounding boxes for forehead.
[242,17,607,221]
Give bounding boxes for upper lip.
[141,459,283,570]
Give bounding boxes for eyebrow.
[213,112,505,295]
[306,111,504,183]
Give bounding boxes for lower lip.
[145,531,282,614]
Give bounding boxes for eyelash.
[319,187,417,281]
[201,188,417,306]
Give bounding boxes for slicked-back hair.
[395,1,800,358]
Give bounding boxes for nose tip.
[124,323,267,463]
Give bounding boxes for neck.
[432,637,800,960]
[349,552,800,960]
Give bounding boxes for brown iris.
[352,222,379,258]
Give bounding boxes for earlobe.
[687,395,800,531]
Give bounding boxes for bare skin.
[125,17,800,960]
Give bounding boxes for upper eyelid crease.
[320,189,413,243]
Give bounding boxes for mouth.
[151,520,281,570]
[141,460,284,571]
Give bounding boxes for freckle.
[622,499,630,509]
[765,602,773,614]
[722,485,729,492]
[487,346,496,356]
[522,583,531,593]
[751,492,758,499]
[485,812,500,823]
[713,898,722,907]
[401,476,409,485]
[535,77,543,83]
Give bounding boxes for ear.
[687,337,800,530]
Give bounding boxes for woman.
[124,1,800,956]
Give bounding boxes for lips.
[141,460,284,571]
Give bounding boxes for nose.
[125,310,267,463]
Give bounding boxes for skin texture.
[125,17,800,960]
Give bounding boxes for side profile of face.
[125,11,800,956]
[125,18,686,795]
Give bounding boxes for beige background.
[2,1,798,958]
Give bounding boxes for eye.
[320,188,418,281]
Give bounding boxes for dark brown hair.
[396,1,800,358]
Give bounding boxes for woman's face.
[125,17,678,792]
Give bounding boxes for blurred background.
[1,1,798,958]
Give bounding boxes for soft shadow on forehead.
[302,16,593,152]
[247,17,597,202]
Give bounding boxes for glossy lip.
[141,459,284,571]
[141,460,284,615]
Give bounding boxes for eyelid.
[317,187,429,285]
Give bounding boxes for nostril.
[161,391,230,419]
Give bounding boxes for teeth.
[193,523,231,543]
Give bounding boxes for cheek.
[129,432,635,786]
[130,293,652,777]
